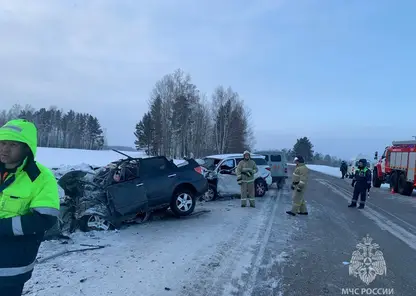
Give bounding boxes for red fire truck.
[373,140,416,196]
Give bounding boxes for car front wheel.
[171,189,196,216]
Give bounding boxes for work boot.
[286,211,296,216]
[348,202,357,208]
[241,199,247,207]
[358,203,365,209]
[249,199,255,208]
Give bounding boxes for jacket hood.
[0,119,38,158]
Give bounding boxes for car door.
[139,157,176,207]
[216,158,240,195]
[106,177,148,217]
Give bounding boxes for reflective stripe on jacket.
[0,119,60,285]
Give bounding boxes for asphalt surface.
[277,167,416,296]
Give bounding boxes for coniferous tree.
[0,104,106,150]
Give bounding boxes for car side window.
[140,157,169,177]
[221,159,235,169]
[270,154,281,162]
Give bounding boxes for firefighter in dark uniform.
[348,158,371,209]
[0,119,60,295]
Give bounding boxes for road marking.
[242,189,283,296]
[332,183,416,234]
[316,179,416,251]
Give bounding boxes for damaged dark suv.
[57,154,208,232]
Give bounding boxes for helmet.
[294,155,305,163]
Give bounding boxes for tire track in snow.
[240,189,283,296]
[179,190,279,296]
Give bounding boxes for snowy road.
[23,168,416,296]
[24,187,296,296]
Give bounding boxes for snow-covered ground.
[26,197,293,296]
[306,164,341,178]
[306,164,390,189]
[36,147,147,168]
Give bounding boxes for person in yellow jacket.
[236,151,258,207]
[286,156,309,216]
[0,119,60,295]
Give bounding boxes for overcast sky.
[1,0,415,159]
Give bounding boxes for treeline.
[285,136,343,167]
[134,69,254,158]
[0,104,105,150]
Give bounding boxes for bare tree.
[134,71,256,158]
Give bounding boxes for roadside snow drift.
[36,147,147,168]
[307,164,341,178]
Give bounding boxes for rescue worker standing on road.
[0,119,60,295]
[340,161,348,179]
[348,158,371,209]
[236,151,258,207]
[286,156,309,216]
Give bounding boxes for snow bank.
[36,147,147,168]
[306,164,391,189]
[307,164,341,178]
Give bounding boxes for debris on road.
[36,244,107,264]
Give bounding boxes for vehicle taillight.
[285,168,287,173]
[266,167,271,171]
[194,166,203,174]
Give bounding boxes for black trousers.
[0,283,24,296]
[352,186,367,204]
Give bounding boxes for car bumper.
[194,178,209,197]
[265,175,272,186]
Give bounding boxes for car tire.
[203,183,218,201]
[372,168,382,188]
[255,179,267,197]
[79,214,115,232]
[398,173,413,196]
[170,189,196,216]
[390,171,399,193]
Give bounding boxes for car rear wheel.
[255,179,267,197]
[372,168,382,188]
[79,215,115,232]
[171,189,196,216]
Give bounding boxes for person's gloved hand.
[291,185,295,190]
[296,188,302,192]
[246,171,253,177]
